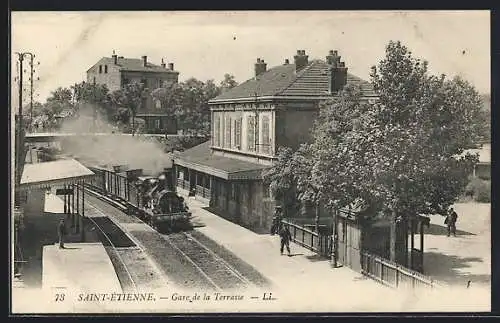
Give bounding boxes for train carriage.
[86,166,191,233]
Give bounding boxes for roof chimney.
[294,49,309,71]
[168,63,174,70]
[327,50,348,94]
[326,49,341,67]
[142,55,147,67]
[255,58,267,77]
[112,50,118,65]
[161,58,166,68]
[284,58,290,65]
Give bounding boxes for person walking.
[279,222,292,256]
[58,218,67,249]
[444,207,458,237]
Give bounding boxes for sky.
[11,10,490,109]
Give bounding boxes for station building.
[173,49,376,233]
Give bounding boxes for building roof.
[20,159,95,190]
[173,141,269,180]
[88,57,179,74]
[210,59,376,103]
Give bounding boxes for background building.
[86,51,179,134]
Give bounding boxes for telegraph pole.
[14,52,27,187]
[93,77,97,133]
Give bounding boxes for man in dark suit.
[279,222,292,256]
[270,206,282,235]
[58,218,67,249]
[444,207,458,237]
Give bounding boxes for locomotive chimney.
[161,58,166,68]
[142,55,147,67]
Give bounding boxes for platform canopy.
[19,158,95,191]
[174,141,270,180]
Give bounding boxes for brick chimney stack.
[168,63,174,70]
[161,58,166,68]
[294,50,309,71]
[327,50,348,93]
[142,55,147,67]
[112,50,118,65]
[255,58,267,77]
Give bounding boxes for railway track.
[83,184,259,291]
[162,232,252,291]
[85,215,138,293]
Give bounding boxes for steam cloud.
[59,108,172,175]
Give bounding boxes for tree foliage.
[219,73,238,92]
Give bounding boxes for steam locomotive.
[87,165,192,233]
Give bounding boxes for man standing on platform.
[58,218,67,249]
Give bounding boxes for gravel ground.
[104,246,135,292]
[115,248,166,291]
[130,230,217,291]
[166,232,248,290]
[188,230,271,288]
[87,191,271,291]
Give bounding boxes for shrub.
[465,177,491,203]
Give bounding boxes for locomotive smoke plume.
[59,108,172,175]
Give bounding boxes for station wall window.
[261,116,270,155]
[213,114,221,147]
[234,117,242,149]
[99,65,102,74]
[104,65,108,73]
[225,116,232,148]
[247,115,256,152]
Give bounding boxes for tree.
[150,82,184,117]
[114,81,147,135]
[172,78,222,136]
[262,147,302,217]
[266,40,482,266]
[72,81,110,121]
[219,73,238,92]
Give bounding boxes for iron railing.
[195,185,211,200]
[282,220,332,257]
[177,179,190,191]
[360,251,436,289]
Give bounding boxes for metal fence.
[177,179,190,191]
[360,251,436,289]
[282,220,332,257]
[195,185,211,200]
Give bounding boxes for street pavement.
[423,203,491,289]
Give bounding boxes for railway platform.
[42,242,122,293]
